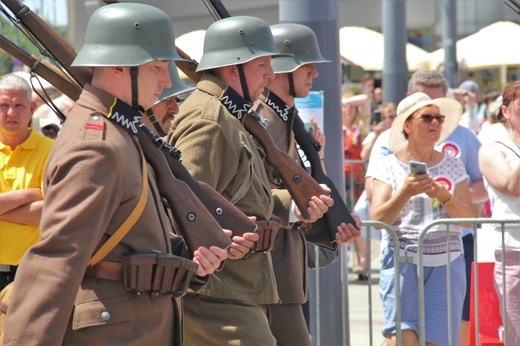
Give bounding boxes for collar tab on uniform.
[107,98,142,134]
[218,86,252,121]
[264,90,293,123]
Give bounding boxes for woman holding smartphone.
[370,92,476,346]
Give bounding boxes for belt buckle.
[0,264,11,272]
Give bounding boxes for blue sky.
[24,0,68,26]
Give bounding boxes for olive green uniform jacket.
[167,74,282,304]
[3,85,201,346]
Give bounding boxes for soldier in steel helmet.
[3,3,227,345]
[252,23,362,345]
[166,16,335,345]
[142,63,195,136]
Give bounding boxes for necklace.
[405,148,435,166]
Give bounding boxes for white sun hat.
[389,92,462,152]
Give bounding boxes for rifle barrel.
[1,0,93,87]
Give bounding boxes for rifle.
[0,34,82,108]
[505,0,520,14]
[202,0,357,238]
[293,111,356,249]
[0,0,92,87]
[242,110,328,220]
[136,124,233,251]
[0,2,242,253]
[138,124,258,237]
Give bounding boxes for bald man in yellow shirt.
[0,73,54,290]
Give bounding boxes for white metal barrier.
[415,218,520,346]
[311,217,520,346]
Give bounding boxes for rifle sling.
[88,145,149,267]
[229,160,253,205]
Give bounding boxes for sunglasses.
[416,114,445,124]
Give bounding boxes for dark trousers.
[0,266,17,291]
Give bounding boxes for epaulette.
[83,113,105,140]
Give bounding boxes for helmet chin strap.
[130,66,145,113]
[237,64,251,102]
[288,73,296,98]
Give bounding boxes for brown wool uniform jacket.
[253,94,309,304]
[3,85,200,346]
[167,74,280,304]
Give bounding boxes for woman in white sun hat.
[370,92,477,346]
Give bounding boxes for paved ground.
[347,240,386,346]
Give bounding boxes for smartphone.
[409,161,428,176]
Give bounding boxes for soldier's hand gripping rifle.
[292,110,356,249]
[202,0,357,244]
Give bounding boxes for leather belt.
[85,261,122,282]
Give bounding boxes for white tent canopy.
[175,29,206,80]
[176,29,206,64]
[428,21,520,70]
[176,27,431,75]
[339,26,430,72]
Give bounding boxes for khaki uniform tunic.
[4,85,197,346]
[167,74,279,345]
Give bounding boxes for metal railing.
[310,217,520,346]
[415,218,520,346]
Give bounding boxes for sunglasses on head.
[416,114,445,124]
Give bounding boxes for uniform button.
[92,115,100,121]
[101,311,111,321]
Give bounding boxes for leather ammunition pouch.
[85,253,198,297]
[251,215,282,253]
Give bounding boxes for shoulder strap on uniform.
[88,146,149,266]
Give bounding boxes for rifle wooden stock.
[174,49,201,83]
[136,127,232,253]
[243,110,327,220]
[293,112,357,249]
[138,124,257,237]
[1,0,92,87]
[0,35,82,105]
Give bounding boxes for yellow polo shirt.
[0,129,54,265]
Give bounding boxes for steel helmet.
[196,16,291,72]
[154,63,195,105]
[72,3,185,67]
[270,23,330,74]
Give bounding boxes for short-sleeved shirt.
[366,125,482,237]
[0,129,54,265]
[374,154,468,266]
